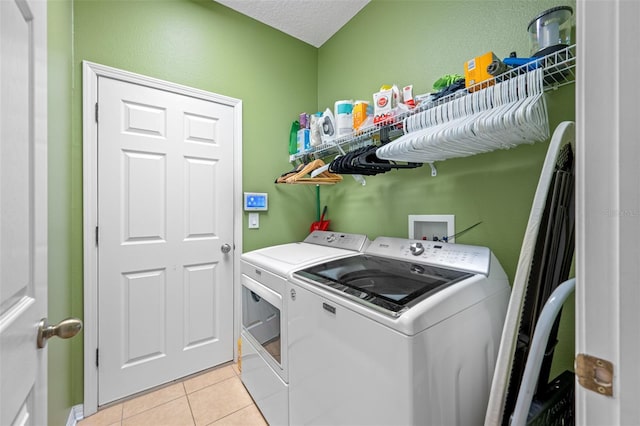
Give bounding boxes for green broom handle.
[316,185,321,221]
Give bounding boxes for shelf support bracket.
[428,162,437,177]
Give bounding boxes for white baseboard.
[66,405,83,426]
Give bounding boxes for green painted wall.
[48,0,75,425]
[316,0,576,380]
[71,0,319,253]
[52,0,319,419]
[48,0,576,421]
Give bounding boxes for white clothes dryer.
[240,231,370,426]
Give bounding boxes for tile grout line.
[204,367,267,426]
[121,394,193,424]
[188,373,255,426]
[184,372,238,396]
[87,365,242,425]
[202,402,256,426]
[183,382,198,426]
[121,387,187,421]
[184,373,240,425]
[189,374,240,395]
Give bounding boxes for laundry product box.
[297,128,310,153]
[464,51,498,92]
[373,87,398,124]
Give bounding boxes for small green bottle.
[289,120,300,155]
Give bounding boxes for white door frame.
[576,0,640,423]
[82,61,243,416]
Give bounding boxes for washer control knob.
[409,242,424,256]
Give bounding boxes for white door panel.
[0,0,47,424]
[98,77,234,404]
[576,0,640,423]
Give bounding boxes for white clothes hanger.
[377,67,549,164]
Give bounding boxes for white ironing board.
[484,121,576,426]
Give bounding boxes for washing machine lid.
[293,254,473,317]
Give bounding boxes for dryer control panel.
[366,236,491,276]
[303,231,371,252]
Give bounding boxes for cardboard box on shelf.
[464,51,498,92]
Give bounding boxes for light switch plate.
[248,213,259,229]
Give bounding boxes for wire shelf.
[439,44,575,106]
[289,44,575,163]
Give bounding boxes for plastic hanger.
[325,140,367,186]
[377,66,550,164]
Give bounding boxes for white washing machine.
[240,231,370,426]
[288,236,511,426]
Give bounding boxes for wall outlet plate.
[409,214,455,242]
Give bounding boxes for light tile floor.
[78,363,267,426]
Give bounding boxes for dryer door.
[241,274,286,380]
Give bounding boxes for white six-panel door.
[0,0,48,424]
[97,76,235,404]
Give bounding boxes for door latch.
[575,353,613,396]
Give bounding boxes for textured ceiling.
[214,0,370,47]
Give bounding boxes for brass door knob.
[37,317,83,348]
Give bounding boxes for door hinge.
[95,225,99,246]
[95,102,98,123]
[96,348,99,367]
[575,353,613,396]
